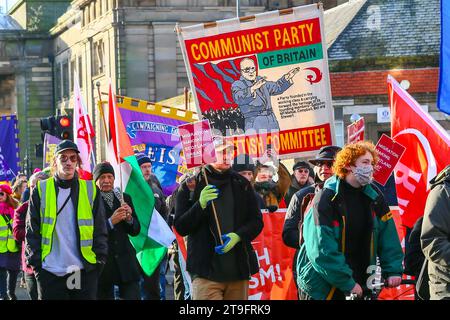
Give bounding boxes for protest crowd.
[0,134,448,301]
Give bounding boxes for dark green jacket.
[296,175,404,300]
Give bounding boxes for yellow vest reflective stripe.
[0,215,19,253]
[37,178,97,264]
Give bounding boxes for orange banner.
[249,209,298,300]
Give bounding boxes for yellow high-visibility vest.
[0,215,19,253]
[37,178,97,263]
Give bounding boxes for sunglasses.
[295,168,309,174]
[58,154,78,163]
[318,161,333,168]
[0,192,5,196]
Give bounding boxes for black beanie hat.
[136,153,152,167]
[232,154,255,173]
[93,162,115,182]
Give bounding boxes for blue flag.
[438,1,450,115]
[0,115,21,181]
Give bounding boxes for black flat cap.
[309,146,342,166]
[55,140,79,154]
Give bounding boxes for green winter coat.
[296,175,404,300]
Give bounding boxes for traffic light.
[40,115,57,141]
[56,115,72,141]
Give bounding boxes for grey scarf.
[100,191,115,209]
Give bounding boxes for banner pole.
[111,84,125,203]
[202,166,223,245]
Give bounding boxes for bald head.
[240,58,257,81]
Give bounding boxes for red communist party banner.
[388,75,450,229]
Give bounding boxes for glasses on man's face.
[58,154,78,163]
[242,67,256,73]
[296,169,309,174]
[318,161,333,168]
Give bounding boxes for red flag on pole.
[73,74,95,180]
[347,117,365,144]
[388,75,450,228]
[107,81,134,164]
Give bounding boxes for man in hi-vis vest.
[25,140,108,300]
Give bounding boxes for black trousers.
[0,267,19,300]
[98,280,141,300]
[36,268,98,300]
[24,272,39,300]
[140,265,160,300]
[172,243,189,300]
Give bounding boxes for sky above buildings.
[0,0,19,14]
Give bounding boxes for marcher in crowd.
[284,161,312,206]
[421,165,450,300]
[166,171,197,300]
[283,145,341,296]
[296,141,403,300]
[94,162,141,300]
[232,153,265,210]
[13,170,49,300]
[136,153,168,300]
[255,164,274,182]
[0,184,20,300]
[174,138,263,300]
[25,140,108,300]
[12,179,28,204]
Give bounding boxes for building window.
[55,63,62,102]
[84,7,89,26]
[70,59,76,92]
[78,56,83,88]
[93,40,105,76]
[334,120,344,147]
[62,61,69,98]
[91,2,96,21]
[98,0,102,16]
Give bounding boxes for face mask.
[352,165,373,186]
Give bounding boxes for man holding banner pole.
[174,137,263,300]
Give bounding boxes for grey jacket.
[421,165,450,300]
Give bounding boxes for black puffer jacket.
[174,166,263,280]
[421,165,450,300]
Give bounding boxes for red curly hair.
[333,141,379,179]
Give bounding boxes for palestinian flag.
[106,82,175,276]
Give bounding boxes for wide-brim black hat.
[309,145,342,166]
[55,140,80,154]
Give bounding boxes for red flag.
[107,82,134,163]
[388,75,450,228]
[73,75,95,180]
[347,117,365,144]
